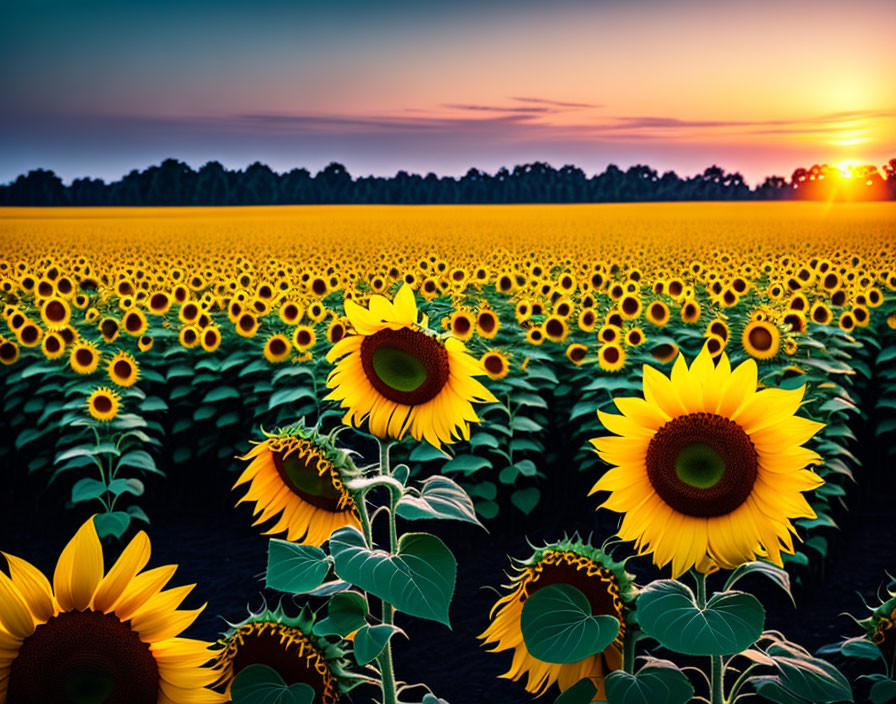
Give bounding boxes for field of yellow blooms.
[1,202,896,704]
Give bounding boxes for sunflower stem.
[622,629,637,673]
[711,655,724,704]
[694,570,707,608]
[376,437,399,704]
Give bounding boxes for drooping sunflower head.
[590,344,825,577]
[213,606,360,701]
[234,423,361,546]
[0,517,224,704]
[87,386,121,421]
[860,576,896,672]
[480,537,636,699]
[325,284,496,448]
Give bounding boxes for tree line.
[2,158,894,206]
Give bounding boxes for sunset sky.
[1,0,894,185]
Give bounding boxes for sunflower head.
[325,284,495,448]
[590,344,824,577]
[860,576,896,671]
[108,350,140,387]
[0,517,223,704]
[213,605,361,701]
[234,422,361,546]
[87,386,121,421]
[480,537,636,699]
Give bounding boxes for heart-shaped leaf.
[230,663,316,704]
[330,527,456,626]
[724,561,794,606]
[521,584,619,664]
[312,591,367,638]
[395,476,483,527]
[266,539,330,594]
[353,624,403,665]
[605,659,694,704]
[637,579,764,656]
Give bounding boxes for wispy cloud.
[441,103,552,114]
[511,96,602,109]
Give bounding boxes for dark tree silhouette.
[1,158,892,206]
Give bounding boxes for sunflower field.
[1,202,895,704]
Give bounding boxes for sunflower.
[234,312,260,338]
[148,291,172,315]
[476,309,500,339]
[625,328,644,347]
[325,284,495,447]
[292,325,316,352]
[480,538,635,699]
[87,386,121,421]
[525,327,545,346]
[108,351,140,387]
[447,310,475,341]
[543,316,569,343]
[742,320,780,360]
[649,342,678,364]
[179,326,200,348]
[212,606,359,700]
[40,331,66,360]
[597,343,626,373]
[680,298,701,324]
[234,425,361,545]
[263,334,292,363]
[200,326,221,352]
[0,338,19,366]
[69,340,100,374]
[590,345,824,577]
[481,350,510,379]
[0,517,224,703]
[565,343,588,366]
[15,321,41,347]
[279,300,304,325]
[122,308,149,337]
[40,296,71,330]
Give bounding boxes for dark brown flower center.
[484,354,505,374]
[646,412,757,517]
[272,450,345,511]
[360,327,449,405]
[229,626,333,702]
[93,395,113,414]
[7,611,159,704]
[45,300,66,322]
[113,360,132,380]
[748,325,774,351]
[75,348,94,367]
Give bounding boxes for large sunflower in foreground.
[212,606,360,700]
[325,283,496,447]
[0,517,223,704]
[590,344,824,577]
[480,538,635,699]
[234,424,361,546]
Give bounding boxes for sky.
[1,0,894,185]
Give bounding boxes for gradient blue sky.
[1,0,894,184]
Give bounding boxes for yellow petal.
[54,517,104,612]
[92,531,151,613]
[2,552,54,624]
[0,572,35,639]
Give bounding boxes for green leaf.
[395,476,483,527]
[409,443,451,462]
[230,664,316,704]
[94,511,131,540]
[752,676,810,704]
[870,678,896,704]
[138,396,168,412]
[724,561,794,605]
[267,387,315,410]
[768,642,853,703]
[312,592,367,638]
[266,540,330,594]
[330,527,456,626]
[474,500,499,520]
[511,487,541,515]
[126,505,150,524]
[203,386,240,403]
[441,455,491,474]
[71,478,107,504]
[469,432,499,449]
[117,450,161,475]
[604,660,694,704]
[840,637,885,663]
[512,416,542,432]
[555,678,598,704]
[353,624,403,666]
[637,580,764,656]
[520,584,619,664]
